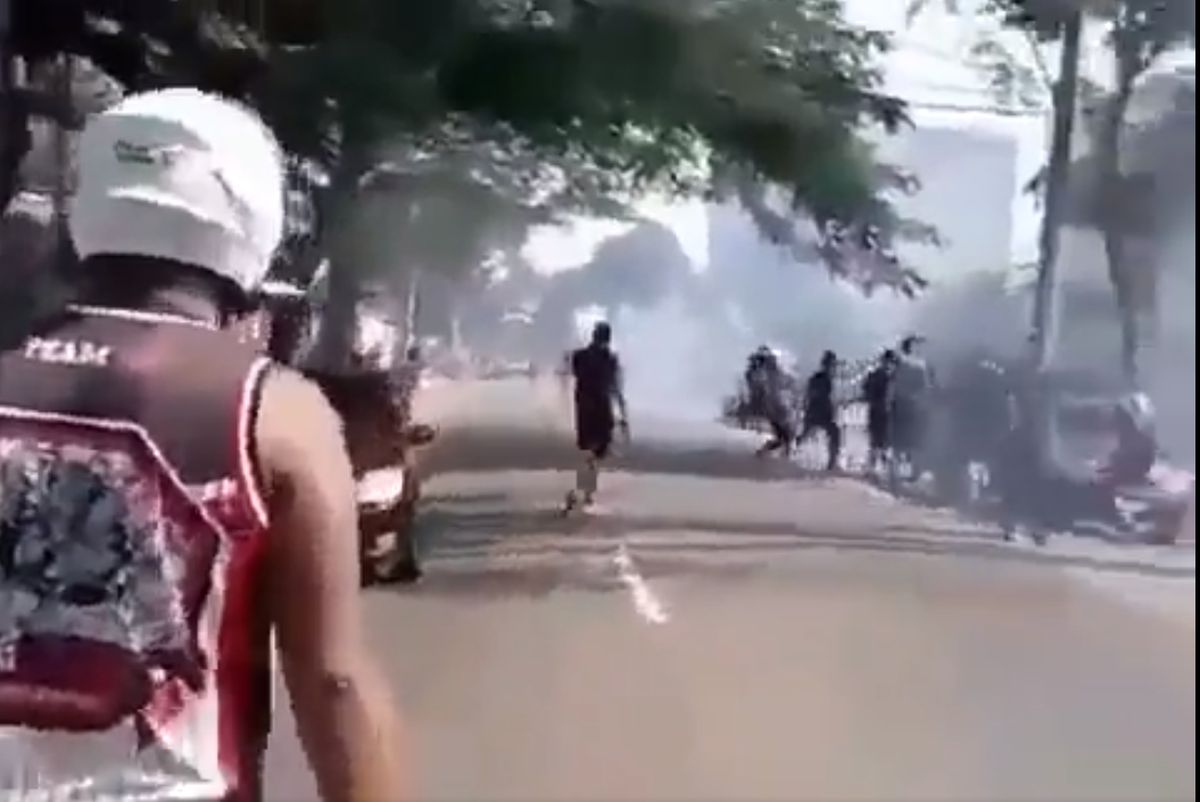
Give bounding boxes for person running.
[797,350,841,471]
[0,89,407,801]
[565,321,628,511]
[745,346,795,459]
[891,335,934,479]
[862,349,898,472]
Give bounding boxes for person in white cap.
[0,89,408,801]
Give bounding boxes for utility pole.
[1031,10,1083,372]
[404,267,421,353]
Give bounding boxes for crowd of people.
[737,334,1170,538]
[0,84,1185,802]
[742,335,935,476]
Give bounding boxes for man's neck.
[142,285,223,326]
[81,283,223,326]
[77,259,227,326]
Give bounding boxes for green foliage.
[983,0,1194,65]
[906,0,1194,69]
[976,0,1194,378]
[981,0,1088,41]
[248,1,917,263]
[10,0,269,93]
[3,0,276,210]
[6,0,925,295]
[967,35,1048,109]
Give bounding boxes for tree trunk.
[313,156,367,371]
[1105,229,1139,383]
[0,19,31,215]
[1030,11,1082,371]
[1096,58,1139,385]
[319,247,361,370]
[403,267,421,353]
[1025,10,1082,476]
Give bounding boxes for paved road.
[266,378,1196,801]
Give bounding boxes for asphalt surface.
[266,377,1196,802]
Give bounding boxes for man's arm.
[257,368,409,802]
[612,357,629,426]
[859,372,873,403]
[802,373,817,407]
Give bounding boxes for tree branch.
[1023,27,1054,90]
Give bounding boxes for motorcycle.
[924,366,1194,547]
[949,414,1194,547]
[305,368,438,586]
[993,461,1194,547]
[354,422,437,584]
[1093,462,1193,546]
[249,282,440,585]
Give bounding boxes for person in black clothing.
[891,335,934,479]
[797,350,841,471]
[566,321,628,511]
[862,349,898,472]
[745,346,795,459]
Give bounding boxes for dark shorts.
[802,413,836,432]
[576,402,614,458]
[867,409,890,450]
[767,417,794,444]
[891,400,925,453]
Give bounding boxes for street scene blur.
[1,0,1195,800]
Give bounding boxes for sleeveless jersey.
[0,304,273,802]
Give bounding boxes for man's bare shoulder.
[256,367,349,485]
[259,367,333,415]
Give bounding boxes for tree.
[0,0,303,351]
[3,0,276,211]
[1084,0,1193,380]
[246,0,928,365]
[1014,0,1194,380]
[5,0,927,367]
[911,0,1196,380]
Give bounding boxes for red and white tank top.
[0,305,274,801]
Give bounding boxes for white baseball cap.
[69,88,285,293]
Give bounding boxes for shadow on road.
[393,498,1193,602]
[421,425,819,483]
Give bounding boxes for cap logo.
[114,139,182,167]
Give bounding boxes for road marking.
[613,541,670,625]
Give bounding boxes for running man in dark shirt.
[796,350,842,471]
[892,335,933,478]
[746,346,795,458]
[566,321,628,511]
[862,349,898,472]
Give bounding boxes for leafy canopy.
[253,2,917,248]
[9,0,924,290]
